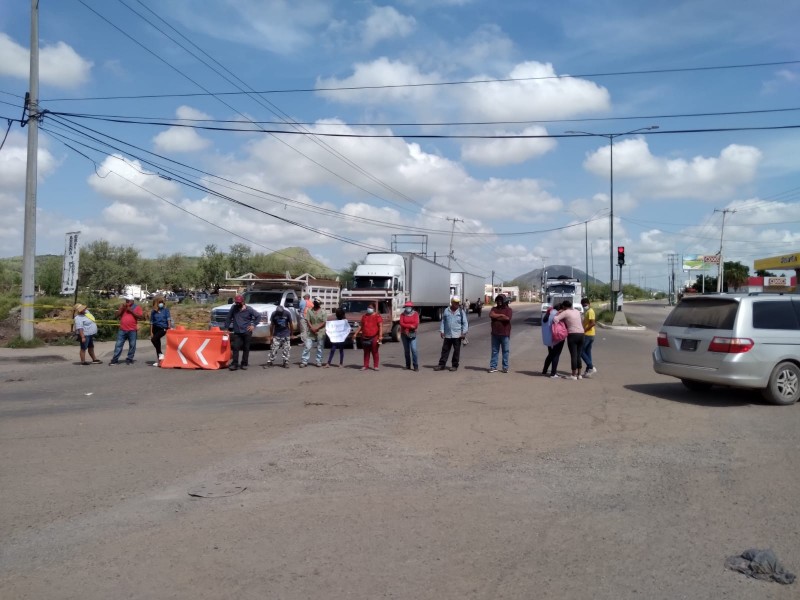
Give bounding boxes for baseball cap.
[122,294,134,301]
[313,296,322,303]
[234,294,244,303]
[451,296,461,303]
[403,301,413,307]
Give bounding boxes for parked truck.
[122,284,149,301]
[340,252,451,343]
[209,273,340,341]
[449,271,485,316]
[541,276,583,315]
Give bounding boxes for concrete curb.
[598,323,647,331]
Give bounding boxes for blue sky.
[1,0,799,287]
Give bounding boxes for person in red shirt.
[399,301,420,371]
[109,294,144,365]
[353,302,383,371]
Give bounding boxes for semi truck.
[209,273,340,341]
[340,252,451,343]
[449,271,485,315]
[541,276,583,314]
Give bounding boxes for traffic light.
[617,246,625,266]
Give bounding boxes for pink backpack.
[551,319,568,343]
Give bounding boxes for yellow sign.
[754,252,800,271]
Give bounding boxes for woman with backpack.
[541,303,565,378]
[552,299,585,380]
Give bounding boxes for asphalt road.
[2,301,798,599]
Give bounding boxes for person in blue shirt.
[434,296,469,371]
[150,295,173,367]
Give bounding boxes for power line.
[41,59,800,102]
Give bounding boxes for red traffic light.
[617,246,625,253]
[617,246,625,266]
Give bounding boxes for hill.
[261,247,336,277]
[508,265,605,290]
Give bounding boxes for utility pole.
[446,217,463,269]
[21,0,40,341]
[714,208,736,292]
[667,253,678,305]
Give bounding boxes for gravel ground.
[1,301,798,599]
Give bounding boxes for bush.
[7,336,45,349]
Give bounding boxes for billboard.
[61,231,80,295]
[683,254,719,270]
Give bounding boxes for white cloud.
[176,105,212,121]
[102,202,154,227]
[152,106,213,153]
[361,6,416,47]
[0,33,92,88]
[583,139,762,200]
[0,131,58,190]
[88,155,182,201]
[461,126,557,165]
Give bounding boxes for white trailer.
[450,271,485,315]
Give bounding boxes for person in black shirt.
[224,294,260,371]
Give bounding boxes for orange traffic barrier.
[161,326,231,370]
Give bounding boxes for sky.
[1,0,799,289]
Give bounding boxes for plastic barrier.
[160,326,231,370]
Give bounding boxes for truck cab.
[339,298,393,346]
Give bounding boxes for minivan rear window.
[663,299,738,329]
[753,301,800,330]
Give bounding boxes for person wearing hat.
[487,294,512,373]
[224,294,261,371]
[109,294,144,365]
[300,297,327,367]
[435,296,468,371]
[149,295,173,367]
[399,301,420,371]
[74,303,101,365]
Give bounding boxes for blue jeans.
[490,334,510,370]
[112,329,137,362]
[301,334,324,365]
[581,335,595,370]
[401,334,418,369]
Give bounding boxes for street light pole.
[566,126,659,313]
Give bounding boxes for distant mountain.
[508,264,605,290]
[259,247,336,278]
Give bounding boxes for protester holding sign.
[324,308,350,368]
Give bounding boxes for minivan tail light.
[708,336,754,353]
[657,332,669,347]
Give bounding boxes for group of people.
[72,294,172,367]
[541,297,596,380]
[74,292,597,378]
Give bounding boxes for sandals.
[92,359,102,364]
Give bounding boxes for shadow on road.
[625,382,766,407]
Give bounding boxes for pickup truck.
[209,289,299,341]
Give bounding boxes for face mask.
[158,303,164,309]
[235,303,242,308]
[404,307,413,314]
[366,308,374,314]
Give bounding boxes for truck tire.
[433,307,444,322]
[391,323,401,343]
[761,361,800,405]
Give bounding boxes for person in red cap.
[399,301,420,371]
[224,294,260,371]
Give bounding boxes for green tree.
[36,256,63,296]
[338,261,362,288]
[80,241,141,293]
[228,243,252,276]
[197,244,227,291]
[723,260,749,292]
[755,269,776,277]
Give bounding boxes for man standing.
[266,305,292,368]
[581,297,597,377]
[74,303,101,365]
[435,297,468,372]
[109,294,143,365]
[487,294,512,373]
[300,297,326,367]
[298,293,311,342]
[224,294,260,371]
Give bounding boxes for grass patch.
[7,336,46,349]
[597,309,639,326]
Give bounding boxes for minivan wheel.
[761,361,800,405]
[681,378,713,392]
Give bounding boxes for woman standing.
[150,295,173,367]
[324,308,348,368]
[353,302,383,371]
[399,301,419,371]
[552,300,585,380]
[541,303,565,378]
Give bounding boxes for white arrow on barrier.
[177,337,189,365]
[196,338,210,366]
